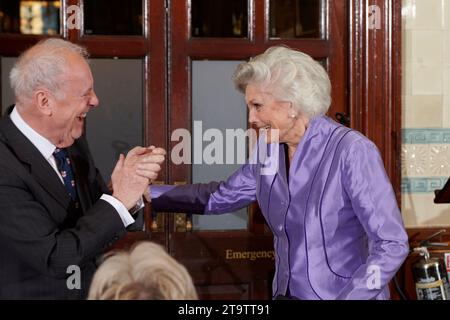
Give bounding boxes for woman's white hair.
[233,46,331,118]
[88,241,198,300]
[9,38,88,101]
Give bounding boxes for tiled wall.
[402,0,450,227]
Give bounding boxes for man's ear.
[34,89,53,116]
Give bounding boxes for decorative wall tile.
[430,145,450,175]
[443,65,450,95]
[401,144,429,176]
[402,143,450,179]
[402,128,450,144]
[402,95,443,128]
[403,30,412,63]
[402,0,414,30]
[409,0,444,30]
[444,95,450,127]
[412,63,442,95]
[401,177,448,193]
[401,193,450,227]
[444,0,450,30]
[411,30,443,64]
[402,62,412,95]
[401,0,450,227]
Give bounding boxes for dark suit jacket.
[0,113,127,299]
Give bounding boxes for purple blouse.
[151,115,409,300]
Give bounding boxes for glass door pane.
[0,0,61,35]
[83,0,143,35]
[1,57,16,114]
[86,59,144,181]
[269,0,323,39]
[191,0,248,38]
[191,60,248,230]
[86,58,144,230]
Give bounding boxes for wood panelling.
[170,232,275,300]
[349,0,403,203]
[168,0,349,299]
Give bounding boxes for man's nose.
[89,91,99,108]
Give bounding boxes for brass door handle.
[173,181,192,232]
[149,180,165,232]
[149,181,192,232]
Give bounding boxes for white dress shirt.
[10,107,136,227]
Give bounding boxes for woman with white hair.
[88,241,198,300]
[148,46,409,300]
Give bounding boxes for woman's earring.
[290,114,297,118]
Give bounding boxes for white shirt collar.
[10,106,57,160]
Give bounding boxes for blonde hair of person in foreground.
[88,241,198,300]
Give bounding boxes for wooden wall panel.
[350,0,402,203]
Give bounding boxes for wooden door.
[159,0,349,300]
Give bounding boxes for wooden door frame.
[349,0,402,203]
[165,0,405,299]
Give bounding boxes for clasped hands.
[110,146,166,210]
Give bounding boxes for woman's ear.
[34,89,53,116]
[287,102,298,118]
[284,101,295,112]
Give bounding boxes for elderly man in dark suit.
[0,38,165,299]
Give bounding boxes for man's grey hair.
[233,46,332,119]
[10,38,89,101]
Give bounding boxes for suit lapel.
[0,116,71,208]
